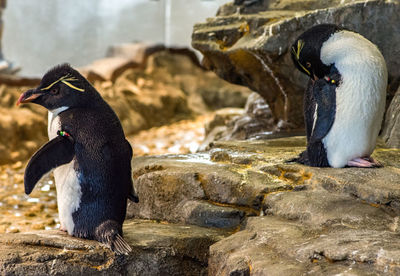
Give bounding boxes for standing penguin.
[290,24,387,168]
[17,64,138,254]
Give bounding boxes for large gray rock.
[200,93,276,151]
[0,219,229,276]
[192,0,400,128]
[128,136,400,274]
[209,216,400,275]
[382,86,400,148]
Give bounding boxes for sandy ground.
[0,115,211,233]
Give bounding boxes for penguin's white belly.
[320,31,387,168]
[48,109,81,235]
[53,162,81,234]
[322,86,384,168]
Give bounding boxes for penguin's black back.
[59,99,132,238]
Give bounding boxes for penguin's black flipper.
[309,78,337,143]
[24,136,74,195]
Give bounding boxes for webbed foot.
[347,157,382,168]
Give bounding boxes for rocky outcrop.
[382,86,400,148]
[128,136,400,274]
[200,92,280,150]
[95,49,251,134]
[192,0,400,128]
[0,219,229,276]
[2,135,400,274]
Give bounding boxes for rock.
[80,56,139,83]
[200,93,276,150]
[143,50,251,111]
[192,0,400,128]
[209,216,400,275]
[128,158,262,229]
[127,114,209,156]
[128,136,400,274]
[81,44,252,135]
[106,42,166,63]
[95,50,251,135]
[80,42,166,82]
[199,108,244,151]
[106,65,191,134]
[382,86,400,148]
[204,108,245,136]
[106,43,202,70]
[0,74,40,87]
[0,219,229,276]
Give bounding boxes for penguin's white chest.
[48,110,81,235]
[320,31,387,168]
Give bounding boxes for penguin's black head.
[291,24,343,79]
[17,63,98,111]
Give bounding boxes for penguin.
[290,24,387,168]
[16,63,139,254]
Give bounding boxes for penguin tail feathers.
[128,192,139,203]
[95,220,132,255]
[111,234,132,255]
[128,185,139,203]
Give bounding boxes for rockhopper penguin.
[290,24,387,168]
[17,64,139,254]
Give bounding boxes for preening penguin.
[291,24,387,168]
[17,64,138,254]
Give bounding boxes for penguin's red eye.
[50,87,59,94]
[306,62,311,68]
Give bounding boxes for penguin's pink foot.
[347,157,382,168]
[59,225,67,232]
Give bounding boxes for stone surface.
[2,135,400,274]
[382,86,400,148]
[192,0,400,128]
[200,92,277,150]
[209,216,400,275]
[128,136,400,274]
[0,219,229,276]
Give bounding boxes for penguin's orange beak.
[16,89,42,106]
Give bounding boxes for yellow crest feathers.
[41,74,84,92]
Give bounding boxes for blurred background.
[4,0,230,76]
